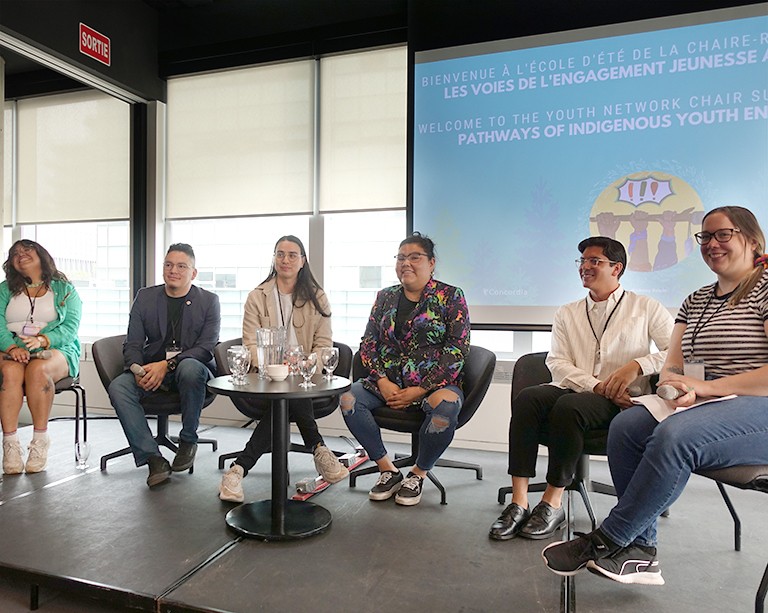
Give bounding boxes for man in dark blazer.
[108,243,221,487]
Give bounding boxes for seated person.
[0,240,82,474]
[108,243,220,488]
[543,206,768,585]
[490,237,673,541]
[219,235,348,502]
[341,232,470,506]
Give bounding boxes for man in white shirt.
[489,237,674,541]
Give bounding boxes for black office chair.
[695,465,768,613]
[214,337,354,469]
[49,376,88,448]
[496,351,615,530]
[92,334,218,472]
[348,344,496,505]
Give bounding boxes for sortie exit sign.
[79,23,111,66]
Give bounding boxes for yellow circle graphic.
[590,172,704,272]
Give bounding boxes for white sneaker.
[219,464,245,502]
[313,444,349,484]
[25,437,50,473]
[2,439,24,474]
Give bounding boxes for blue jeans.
[341,381,464,471]
[108,359,212,466]
[600,397,768,548]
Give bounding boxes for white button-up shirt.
[546,286,674,394]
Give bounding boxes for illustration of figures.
[654,209,680,271]
[595,212,621,239]
[628,210,652,272]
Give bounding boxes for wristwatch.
[166,357,178,372]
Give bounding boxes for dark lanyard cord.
[688,285,730,358]
[278,292,293,329]
[24,286,45,323]
[585,290,627,348]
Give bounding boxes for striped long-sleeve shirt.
[677,269,768,379]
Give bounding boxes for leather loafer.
[171,442,198,472]
[489,502,531,541]
[146,455,172,487]
[519,501,566,540]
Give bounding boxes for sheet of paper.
[631,394,738,422]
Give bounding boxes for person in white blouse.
[489,236,674,542]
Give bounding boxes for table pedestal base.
[225,500,332,541]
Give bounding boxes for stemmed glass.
[285,344,304,376]
[227,345,251,385]
[320,346,339,381]
[297,352,317,389]
[75,441,91,470]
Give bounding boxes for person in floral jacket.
[341,232,470,506]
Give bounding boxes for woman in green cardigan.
[0,240,82,475]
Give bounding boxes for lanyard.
[585,289,626,359]
[24,285,45,323]
[278,292,293,329]
[688,285,730,359]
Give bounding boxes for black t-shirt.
[395,290,418,339]
[164,294,185,354]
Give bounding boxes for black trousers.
[507,384,620,488]
[233,398,323,473]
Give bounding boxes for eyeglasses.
[10,244,35,258]
[694,228,740,245]
[395,253,429,263]
[575,257,618,268]
[163,262,191,271]
[274,251,302,261]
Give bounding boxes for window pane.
[3,103,12,227]
[319,47,407,212]
[166,216,311,341]
[167,62,314,219]
[19,221,131,341]
[17,91,130,223]
[324,211,405,348]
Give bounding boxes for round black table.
[207,373,351,541]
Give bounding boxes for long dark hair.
[3,240,68,295]
[261,235,331,317]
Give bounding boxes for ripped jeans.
[341,381,463,471]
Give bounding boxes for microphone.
[657,384,683,400]
[130,363,147,377]
[31,350,52,359]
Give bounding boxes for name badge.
[166,345,181,360]
[684,359,705,380]
[22,322,41,337]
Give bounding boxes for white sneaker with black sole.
[587,544,665,585]
[368,470,403,500]
[395,472,424,506]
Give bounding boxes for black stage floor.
[0,419,765,613]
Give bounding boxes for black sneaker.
[171,441,198,472]
[369,470,404,501]
[146,455,172,487]
[395,472,424,506]
[541,529,619,576]
[587,544,665,585]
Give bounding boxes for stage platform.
[0,419,765,613]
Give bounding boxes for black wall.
[0,0,165,101]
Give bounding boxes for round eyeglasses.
[395,253,429,263]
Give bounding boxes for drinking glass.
[285,344,304,376]
[320,346,339,381]
[227,345,251,385]
[75,441,91,470]
[298,352,317,389]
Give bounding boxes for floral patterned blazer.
[359,278,470,396]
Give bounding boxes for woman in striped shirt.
[542,206,768,586]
